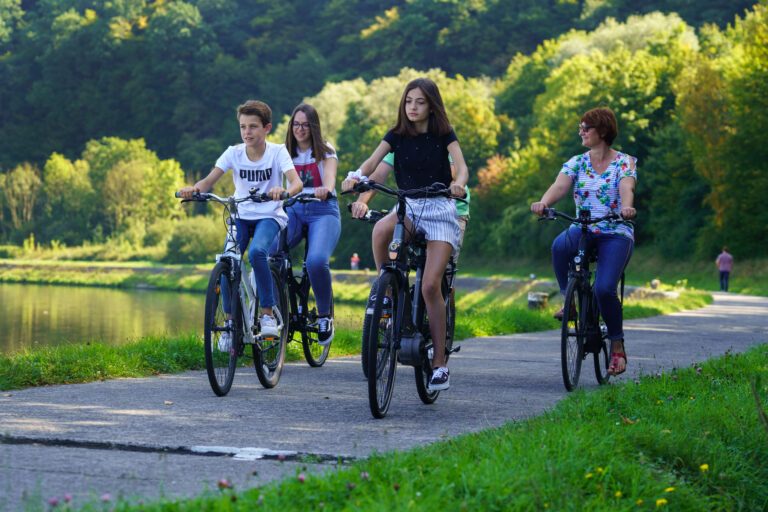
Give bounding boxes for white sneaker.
[218,320,233,352]
[428,366,450,391]
[317,317,334,346]
[260,315,279,338]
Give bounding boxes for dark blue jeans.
[275,198,341,317]
[222,217,281,314]
[719,271,730,291]
[552,226,634,342]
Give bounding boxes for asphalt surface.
[1,292,766,510]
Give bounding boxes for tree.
[2,163,42,231]
[40,153,95,245]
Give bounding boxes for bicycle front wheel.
[301,284,332,367]
[593,304,611,385]
[254,266,288,388]
[367,271,399,419]
[204,261,239,396]
[415,276,455,404]
[561,278,586,391]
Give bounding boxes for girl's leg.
[422,240,453,369]
[248,218,281,314]
[304,203,341,317]
[370,212,413,271]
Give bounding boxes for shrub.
[164,216,223,263]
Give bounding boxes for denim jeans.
[222,217,280,314]
[281,198,341,316]
[719,271,730,291]
[552,226,634,341]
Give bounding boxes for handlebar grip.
[174,191,182,198]
[280,191,290,200]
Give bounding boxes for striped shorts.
[398,197,462,251]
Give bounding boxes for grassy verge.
[66,344,768,511]
[0,286,710,391]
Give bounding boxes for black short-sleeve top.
[383,129,458,190]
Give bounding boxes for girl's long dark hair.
[285,103,333,159]
[392,78,452,137]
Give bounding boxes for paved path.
[1,293,766,510]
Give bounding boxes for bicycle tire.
[415,276,455,404]
[367,271,398,419]
[592,295,611,385]
[561,278,586,391]
[301,283,332,367]
[361,277,378,379]
[203,261,239,396]
[253,266,288,388]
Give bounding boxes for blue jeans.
[222,217,280,314]
[719,271,730,291]
[281,198,341,316]
[552,226,634,342]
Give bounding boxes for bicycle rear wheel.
[301,283,332,367]
[593,299,611,385]
[415,276,455,404]
[204,261,239,396]
[254,266,288,388]
[367,271,398,419]
[561,278,586,391]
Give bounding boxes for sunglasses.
[292,122,311,130]
[578,123,594,133]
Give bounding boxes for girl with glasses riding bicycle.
[281,103,341,345]
[530,107,637,376]
[342,77,469,392]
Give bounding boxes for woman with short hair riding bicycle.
[343,77,468,392]
[530,107,637,376]
[282,103,341,345]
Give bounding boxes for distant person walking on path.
[530,107,637,377]
[715,246,733,292]
[350,252,360,270]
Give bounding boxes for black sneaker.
[317,316,334,346]
[428,366,450,391]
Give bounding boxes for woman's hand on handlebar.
[350,201,370,219]
[314,186,332,200]
[341,177,359,193]
[530,201,548,216]
[178,186,200,200]
[620,206,636,219]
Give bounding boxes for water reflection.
[1,282,204,354]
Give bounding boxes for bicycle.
[538,208,631,391]
[343,181,461,419]
[272,193,337,367]
[177,190,290,395]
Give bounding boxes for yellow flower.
[636,499,644,505]
[700,464,709,472]
[656,498,668,507]
[585,473,594,479]
[665,487,675,493]
[596,467,604,474]
[614,491,623,498]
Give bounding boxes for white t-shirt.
[215,142,295,226]
[292,143,337,195]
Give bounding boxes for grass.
[61,344,768,511]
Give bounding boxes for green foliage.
[164,215,224,264]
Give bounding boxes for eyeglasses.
[578,123,594,133]
[292,122,311,130]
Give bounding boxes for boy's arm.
[178,167,225,198]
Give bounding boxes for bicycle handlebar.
[345,203,388,224]
[282,192,336,208]
[341,180,467,202]
[175,190,290,204]
[539,208,634,227]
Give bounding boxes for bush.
[164,216,223,263]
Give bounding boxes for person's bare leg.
[422,241,453,368]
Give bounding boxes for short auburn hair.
[582,107,618,146]
[236,100,272,126]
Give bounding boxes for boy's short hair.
[236,100,272,126]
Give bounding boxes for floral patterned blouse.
[559,151,637,239]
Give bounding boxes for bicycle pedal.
[449,345,461,354]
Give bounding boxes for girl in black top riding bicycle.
[342,77,469,392]
[530,107,637,376]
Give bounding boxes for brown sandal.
[608,350,627,376]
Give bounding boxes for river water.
[0,282,204,355]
